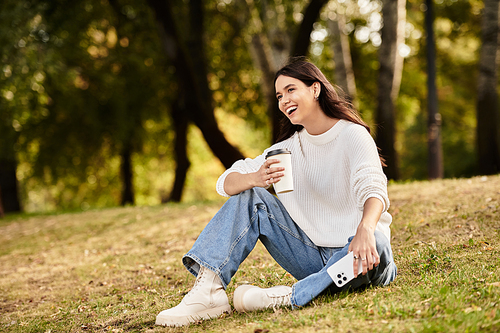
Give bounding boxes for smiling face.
[275,75,321,128]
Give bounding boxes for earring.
[315,95,319,101]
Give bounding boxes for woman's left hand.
[348,224,380,277]
[349,197,383,276]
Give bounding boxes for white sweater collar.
[302,119,347,145]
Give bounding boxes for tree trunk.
[477,0,500,175]
[147,0,245,168]
[425,0,444,179]
[0,185,5,218]
[291,0,330,56]
[375,0,406,180]
[0,116,21,214]
[0,158,22,213]
[236,0,283,142]
[165,98,191,203]
[392,0,406,103]
[249,33,285,142]
[328,13,357,104]
[120,144,134,206]
[248,32,285,142]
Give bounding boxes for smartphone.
[326,252,362,288]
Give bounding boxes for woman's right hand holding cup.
[256,159,284,188]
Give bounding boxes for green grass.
[1,175,500,332]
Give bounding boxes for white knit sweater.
[216,120,392,247]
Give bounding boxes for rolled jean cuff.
[290,285,300,310]
[182,253,229,289]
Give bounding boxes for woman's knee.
[229,187,271,201]
[224,187,264,207]
[252,187,277,200]
[244,187,281,207]
[374,230,394,263]
[372,231,397,285]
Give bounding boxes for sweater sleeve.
[346,125,390,213]
[216,154,267,197]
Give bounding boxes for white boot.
[155,267,231,327]
[233,285,292,312]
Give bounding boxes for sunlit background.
[0,0,493,213]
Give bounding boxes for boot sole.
[155,305,232,327]
[233,285,256,312]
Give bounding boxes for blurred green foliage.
[0,0,492,212]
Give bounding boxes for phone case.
[326,252,361,288]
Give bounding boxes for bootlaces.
[269,291,292,309]
[186,268,206,298]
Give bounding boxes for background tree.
[0,0,42,214]
[146,0,246,201]
[328,8,357,104]
[0,186,5,217]
[1,0,173,210]
[425,0,444,179]
[38,0,168,206]
[375,0,406,180]
[147,0,246,168]
[476,0,500,175]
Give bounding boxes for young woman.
[156,60,397,327]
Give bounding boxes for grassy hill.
[1,175,499,332]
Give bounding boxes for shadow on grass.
[123,319,156,331]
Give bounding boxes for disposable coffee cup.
[265,148,293,193]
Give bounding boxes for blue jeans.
[182,188,397,308]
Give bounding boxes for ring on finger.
[266,180,269,185]
[353,255,358,260]
[361,258,366,261]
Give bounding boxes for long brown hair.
[274,59,370,143]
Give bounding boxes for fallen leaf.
[486,309,496,320]
[464,306,482,314]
